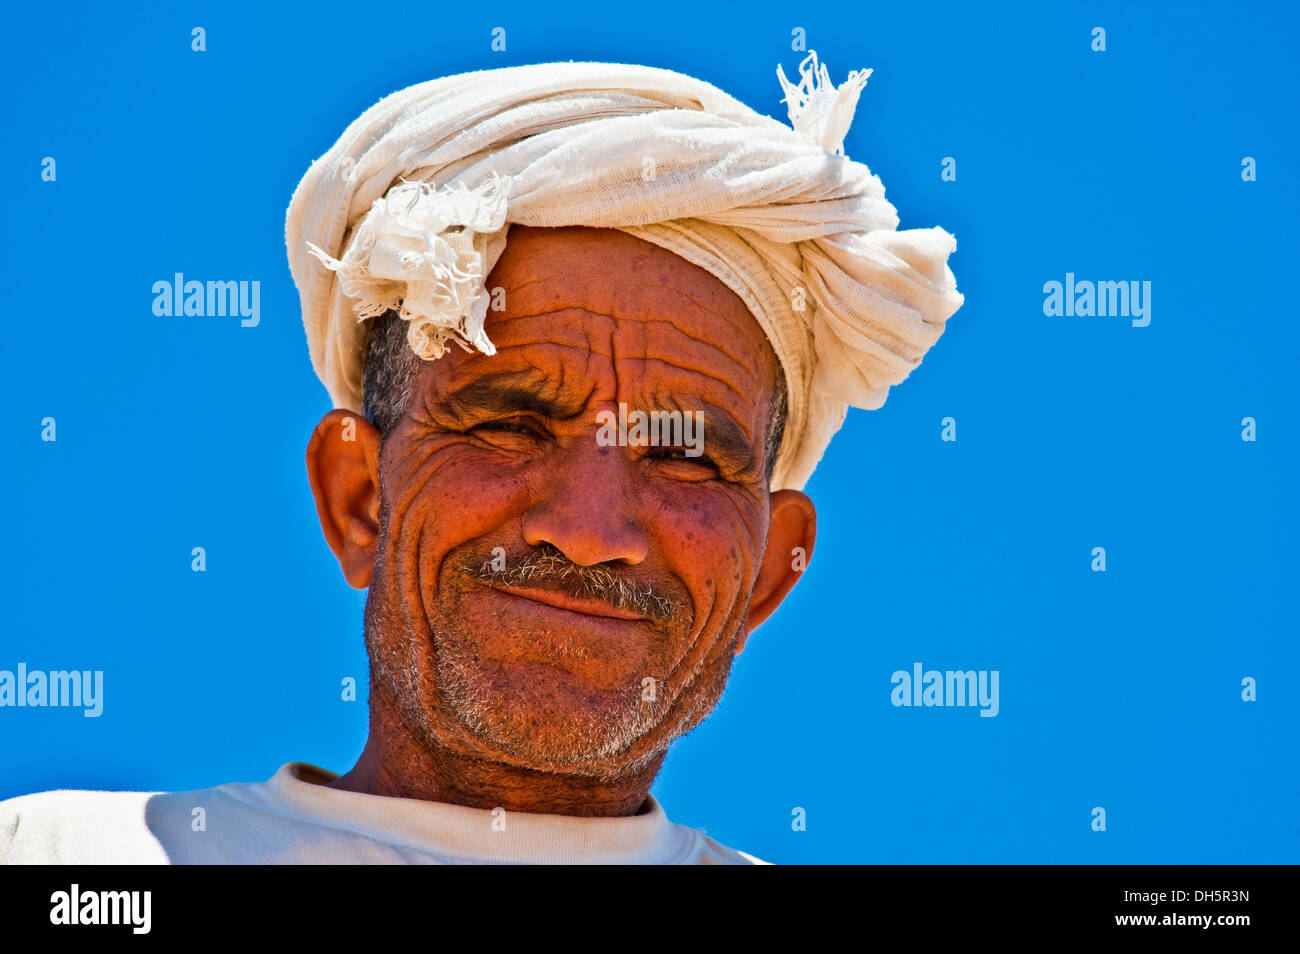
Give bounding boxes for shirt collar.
[252,762,693,865]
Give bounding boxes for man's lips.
[484,583,648,621]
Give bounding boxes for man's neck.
[325,711,665,817]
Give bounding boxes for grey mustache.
[471,546,680,622]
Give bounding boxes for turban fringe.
[286,54,964,491]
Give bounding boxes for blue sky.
[3,1,1296,863]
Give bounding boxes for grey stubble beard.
[363,540,744,781]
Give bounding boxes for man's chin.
[434,655,667,775]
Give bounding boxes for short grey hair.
[361,309,423,438]
[361,308,788,481]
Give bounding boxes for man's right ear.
[305,409,383,589]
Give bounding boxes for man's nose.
[521,443,649,567]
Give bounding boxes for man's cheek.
[655,494,761,587]
[671,553,757,651]
[390,444,533,536]
[382,450,530,623]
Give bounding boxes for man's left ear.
[737,489,816,653]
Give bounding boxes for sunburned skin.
[306,226,816,817]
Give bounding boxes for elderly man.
[1,52,961,864]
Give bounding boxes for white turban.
[285,51,964,491]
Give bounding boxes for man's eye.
[473,419,540,437]
[651,447,718,470]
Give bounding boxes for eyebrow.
[670,401,757,471]
[435,373,586,422]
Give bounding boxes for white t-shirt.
[0,762,765,865]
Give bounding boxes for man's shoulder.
[0,767,394,865]
[0,787,170,864]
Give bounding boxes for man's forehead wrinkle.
[614,355,754,407]
[489,298,772,390]
[483,271,552,297]
[485,307,618,354]
[481,348,756,416]
[649,282,772,351]
[499,293,760,350]
[483,316,761,407]
[494,305,630,324]
[628,317,766,389]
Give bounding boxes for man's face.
[359,226,789,779]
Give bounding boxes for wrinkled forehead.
[428,225,781,413]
